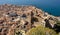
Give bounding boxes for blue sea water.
[0,0,60,16]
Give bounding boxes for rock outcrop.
[0,4,59,35]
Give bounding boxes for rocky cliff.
[0,4,60,35]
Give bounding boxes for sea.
[0,0,60,16]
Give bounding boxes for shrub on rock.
[54,21,60,33]
[26,25,57,35]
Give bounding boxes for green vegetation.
[56,21,60,26]
[54,20,60,33]
[26,25,57,35]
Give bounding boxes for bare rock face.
[0,4,59,35]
